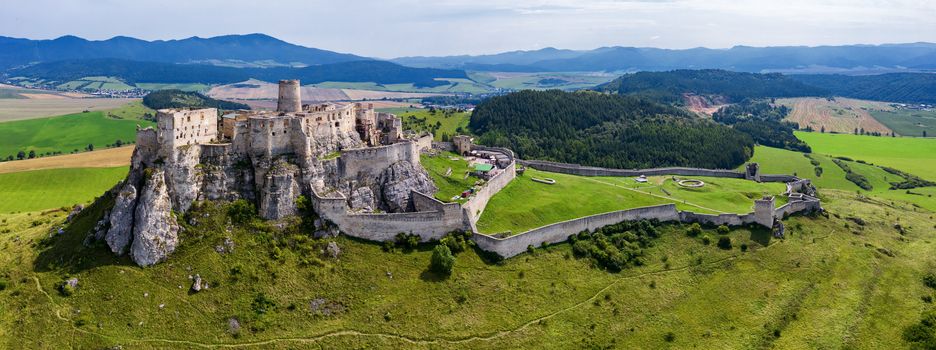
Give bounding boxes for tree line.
[469,90,755,169]
[712,99,812,153]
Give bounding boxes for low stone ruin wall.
[463,146,517,226]
[774,196,822,219]
[679,212,756,227]
[474,204,681,258]
[520,160,746,178]
[311,188,467,242]
[338,141,419,178]
[761,174,799,183]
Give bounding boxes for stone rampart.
[338,141,419,178]
[473,204,681,258]
[679,212,755,226]
[432,141,455,152]
[310,187,467,242]
[463,160,516,226]
[414,134,433,152]
[760,174,799,183]
[520,160,745,178]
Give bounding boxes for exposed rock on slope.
[130,169,180,267]
[380,161,437,212]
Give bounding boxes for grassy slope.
[795,131,936,182]
[745,145,936,212]
[420,152,478,202]
[0,190,933,348]
[0,103,155,157]
[869,109,936,138]
[0,167,126,213]
[475,168,786,234]
[379,107,470,141]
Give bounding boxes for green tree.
[16,151,25,160]
[430,245,455,275]
[27,150,36,159]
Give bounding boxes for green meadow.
[0,167,127,213]
[795,131,936,181]
[870,108,936,138]
[745,145,936,212]
[1,189,933,348]
[379,107,471,141]
[475,168,786,234]
[0,102,154,158]
[421,152,479,202]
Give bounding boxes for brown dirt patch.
[19,93,70,100]
[0,98,138,122]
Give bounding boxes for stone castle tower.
[277,79,302,113]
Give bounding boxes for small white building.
[635,175,648,183]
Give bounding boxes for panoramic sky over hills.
[2,0,935,57]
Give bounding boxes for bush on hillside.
[430,245,456,275]
[686,223,703,237]
[717,237,732,250]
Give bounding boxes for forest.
[469,90,754,169]
[712,99,811,152]
[143,90,250,111]
[595,69,829,104]
[790,73,936,105]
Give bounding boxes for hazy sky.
[2,0,934,58]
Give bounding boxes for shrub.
[228,200,257,224]
[686,223,702,237]
[60,284,75,297]
[251,293,276,315]
[664,332,676,342]
[717,237,732,250]
[924,273,936,290]
[394,233,420,251]
[740,243,748,252]
[0,278,8,291]
[716,225,730,234]
[430,245,456,275]
[701,235,712,245]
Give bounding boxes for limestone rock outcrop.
[379,161,437,212]
[258,160,301,219]
[349,187,376,212]
[105,182,137,255]
[130,169,180,267]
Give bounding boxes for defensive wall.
[311,187,468,241]
[462,146,517,227]
[473,192,821,258]
[338,141,419,179]
[520,160,746,178]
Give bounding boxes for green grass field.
[0,103,155,158]
[475,168,787,234]
[379,107,471,141]
[421,152,479,202]
[870,108,936,137]
[0,188,933,348]
[745,145,936,211]
[55,76,134,91]
[0,167,126,213]
[795,131,936,181]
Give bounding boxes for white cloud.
[0,0,933,57]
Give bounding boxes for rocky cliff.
[89,127,435,266]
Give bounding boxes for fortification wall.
[463,160,516,225]
[311,188,467,241]
[432,141,455,152]
[760,174,799,183]
[679,212,755,226]
[520,160,745,178]
[338,142,418,179]
[473,204,681,258]
[414,134,433,152]
[774,197,821,219]
[156,108,218,157]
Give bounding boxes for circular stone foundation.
[677,179,705,188]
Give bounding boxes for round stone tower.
[276,79,301,113]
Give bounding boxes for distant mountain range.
[0,33,367,70]
[393,43,936,73]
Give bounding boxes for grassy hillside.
[795,131,936,181]
[0,104,154,159]
[745,145,936,212]
[0,189,933,348]
[869,108,936,138]
[475,168,786,234]
[0,166,126,213]
[380,107,470,141]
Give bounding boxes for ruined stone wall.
[338,142,419,179]
[774,196,821,219]
[679,212,755,226]
[156,108,218,158]
[311,188,467,241]
[760,174,799,183]
[520,160,746,178]
[432,141,455,152]
[414,134,433,152]
[473,204,681,258]
[463,160,516,226]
